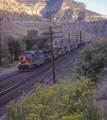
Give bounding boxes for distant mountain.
[16,0,106,22]
[0,0,107,40]
[0,0,106,22]
[0,0,48,22]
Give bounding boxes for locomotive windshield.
[21,53,33,58]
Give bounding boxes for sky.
[75,0,107,18]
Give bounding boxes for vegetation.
[74,40,107,82]
[23,29,50,50]
[8,36,20,61]
[1,28,53,69]
[8,36,26,61]
[23,29,39,51]
[4,40,107,119]
[1,36,26,68]
[6,77,104,120]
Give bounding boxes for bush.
[73,40,107,82]
[5,77,100,120]
[2,52,14,68]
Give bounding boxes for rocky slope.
[0,0,107,40]
[0,0,48,22]
[16,0,106,22]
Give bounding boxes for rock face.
[0,0,106,22]
[0,0,48,21]
[0,0,107,40]
[16,0,106,22]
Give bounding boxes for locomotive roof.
[53,46,58,48]
[23,50,39,54]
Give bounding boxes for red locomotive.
[18,50,51,71]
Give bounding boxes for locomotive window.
[21,53,32,57]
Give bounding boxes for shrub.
[5,77,100,120]
[2,52,14,68]
[73,40,107,82]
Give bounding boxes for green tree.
[18,38,26,53]
[74,40,107,82]
[38,30,51,49]
[8,36,20,61]
[23,29,39,50]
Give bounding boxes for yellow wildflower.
[65,94,69,98]
[64,76,69,79]
[38,104,44,108]
[73,92,76,96]
[39,91,43,94]
[35,106,40,110]
[62,116,66,120]
[64,88,69,91]
[29,113,35,118]
[78,98,82,105]
[9,101,15,104]
[48,90,54,96]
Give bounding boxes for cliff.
[0,0,107,40]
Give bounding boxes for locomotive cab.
[18,50,38,71]
[18,52,33,71]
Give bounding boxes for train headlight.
[19,62,21,65]
[25,63,27,65]
[23,57,25,59]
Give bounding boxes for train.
[18,42,87,71]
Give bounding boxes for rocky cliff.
[0,0,107,40]
[16,0,106,22]
[0,0,48,21]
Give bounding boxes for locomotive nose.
[22,57,26,62]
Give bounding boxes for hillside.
[0,0,48,22]
[16,0,106,22]
[0,0,107,40]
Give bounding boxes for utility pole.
[76,35,78,42]
[69,33,70,44]
[49,26,56,84]
[0,18,2,66]
[80,30,82,49]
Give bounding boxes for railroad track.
[39,49,78,85]
[0,48,79,116]
[0,48,78,92]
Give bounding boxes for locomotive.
[18,42,86,71]
[18,49,51,71]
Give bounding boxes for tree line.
[2,29,52,67]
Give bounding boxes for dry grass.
[0,61,18,72]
